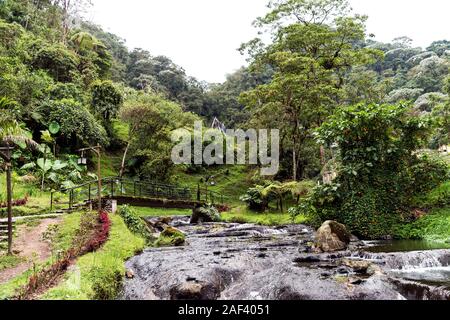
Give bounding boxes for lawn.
[221,205,308,226]
[131,206,192,218]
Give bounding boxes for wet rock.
[170,281,220,300]
[342,259,371,274]
[293,255,322,263]
[315,221,351,252]
[146,217,173,232]
[121,216,450,301]
[349,277,365,285]
[337,267,350,274]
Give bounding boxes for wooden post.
[78,145,102,213]
[50,192,53,211]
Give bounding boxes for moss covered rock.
[154,226,186,247]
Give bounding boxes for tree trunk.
[119,142,130,178]
[320,145,326,166]
[293,149,297,181]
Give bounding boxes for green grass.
[40,214,145,300]
[130,206,191,218]
[0,255,24,272]
[221,205,308,226]
[412,181,450,208]
[394,207,450,243]
[172,165,254,205]
[0,172,62,218]
[99,152,123,178]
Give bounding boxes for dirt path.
[0,218,62,284]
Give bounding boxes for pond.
[364,240,450,253]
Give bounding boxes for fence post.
[50,192,53,211]
[134,182,136,196]
[69,190,73,210]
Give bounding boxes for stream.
[120,216,450,300]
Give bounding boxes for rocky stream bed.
[120,216,450,300]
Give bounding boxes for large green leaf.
[20,162,36,170]
[61,180,76,189]
[37,158,54,172]
[47,172,60,183]
[52,160,68,171]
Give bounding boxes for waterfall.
[350,249,450,270]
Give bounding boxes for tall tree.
[241,0,382,180]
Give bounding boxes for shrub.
[118,205,152,243]
[37,98,109,147]
[240,186,268,212]
[297,102,448,239]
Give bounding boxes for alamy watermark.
[171,121,280,176]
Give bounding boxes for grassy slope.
[171,165,253,205]
[394,154,450,243]
[40,214,145,300]
[0,212,82,299]
[394,180,450,243]
[0,173,57,217]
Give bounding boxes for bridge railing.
[50,177,226,211]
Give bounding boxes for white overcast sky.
[85,0,450,83]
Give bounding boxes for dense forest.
[0,0,449,301]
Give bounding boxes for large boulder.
[315,221,351,252]
[190,204,221,224]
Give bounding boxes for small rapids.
[119,216,450,301]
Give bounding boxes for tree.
[51,0,92,43]
[91,80,123,134]
[37,98,108,148]
[311,102,438,238]
[0,97,35,147]
[427,40,450,57]
[241,0,382,180]
[120,91,199,181]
